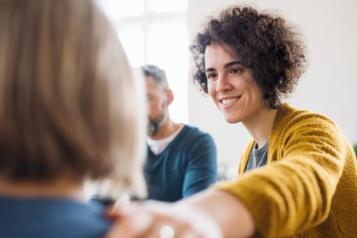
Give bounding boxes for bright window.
[148,0,188,13]
[98,0,144,18]
[97,0,189,123]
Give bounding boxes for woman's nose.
[216,76,232,92]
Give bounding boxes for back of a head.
[0,0,145,194]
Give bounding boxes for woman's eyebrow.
[224,60,242,68]
[205,60,242,72]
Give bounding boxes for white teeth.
[221,97,237,105]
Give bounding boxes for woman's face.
[205,43,266,124]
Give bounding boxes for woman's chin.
[223,114,241,124]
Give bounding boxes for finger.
[181,231,200,238]
[106,208,122,220]
[105,221,131,238]
[105,211,154,238]
[158,224,176,238]
[107,203,141,220]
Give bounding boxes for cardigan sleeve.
[215,114,347,238]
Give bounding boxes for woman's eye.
[206,73,217,80]
[229,67,242,74]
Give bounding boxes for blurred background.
[96,0,357,177]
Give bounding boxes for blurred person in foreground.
[142,64,217,202]
[0,0,146,237]
[106,5,357,238]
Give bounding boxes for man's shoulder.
[181,124,213,140]
[180,124,214,145]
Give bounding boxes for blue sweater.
[0,195,112,238]
[144,125,217,202]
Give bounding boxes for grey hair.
[141,64,168,88]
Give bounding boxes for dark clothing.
[144,125,217,202]
[0,195,112,238]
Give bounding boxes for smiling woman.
[204,43,263,124]
[191,8,306,110]
[106,5,357,238]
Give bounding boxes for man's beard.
[147,114,165,136]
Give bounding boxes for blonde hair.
[0,0,145,195]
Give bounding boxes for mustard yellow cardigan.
[217,104,357,238]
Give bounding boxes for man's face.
[145,76,169,136]
[205,43,266,124]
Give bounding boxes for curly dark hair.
[191,6,307,108]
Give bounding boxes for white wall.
[187,0,357,168]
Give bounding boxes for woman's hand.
[106,200,223,238]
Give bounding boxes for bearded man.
[142,64,217,202]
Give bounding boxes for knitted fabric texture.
[216,104,357,238]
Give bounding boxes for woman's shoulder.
[0,196,112,238]
[275,104,338,132]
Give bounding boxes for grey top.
[246,142,269,171]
